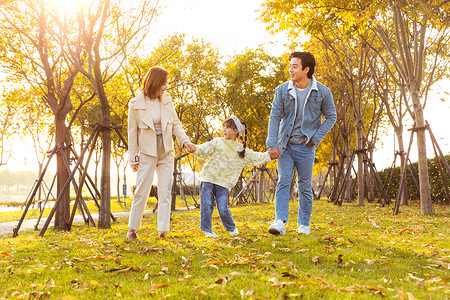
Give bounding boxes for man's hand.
[184,142,196,153]
[300,139,314,146]
[268,148,280,159]
[131,164,139,172]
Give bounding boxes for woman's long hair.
[223,118,248,158]
[141,66,168,99]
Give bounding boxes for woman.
[127,66,194,239]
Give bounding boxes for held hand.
[268,148,280,160]
[131,164,139,172]
[184,142,196,153]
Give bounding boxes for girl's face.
[222,124,239,141]
[157,81,168,97]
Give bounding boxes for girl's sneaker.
[205,231,218,238]
[230,228,239,236]
[297,225,310,235]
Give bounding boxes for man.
[266,51,336,235]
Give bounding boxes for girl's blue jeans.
[275,143,315,226]
[200,181,236,233]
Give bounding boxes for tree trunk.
[54,115,70,230]
[98,80,112,228]
[94,155,100,188]
[38,162,43,201]
[356,119,365,206]
[180,175,185,203]
[99,129,112,228]
[331,136,337,197]
[343,138,352,202]
[411,89,433,214]
[365,153,375,203]
[257,168,266,203]
[79,123,85,188]
[116,162,121,204]
[396,128,408,205]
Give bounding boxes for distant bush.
[148,185,200,197]
[173,185,200,196]
[378,154,450,204]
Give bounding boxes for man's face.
[289,57,309,82]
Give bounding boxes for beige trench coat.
[127,91,190,164]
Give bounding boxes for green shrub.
[378,154,450,204]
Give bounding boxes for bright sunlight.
[48,0,91,14]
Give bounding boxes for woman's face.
[157,80,168,97]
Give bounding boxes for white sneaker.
[205,231,218,238]
[297,225,310,235]
[268,220,286,235]
[230,228,239,236]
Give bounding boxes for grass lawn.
[0,200,449,299]
[0,195,199,223]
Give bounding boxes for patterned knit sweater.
[194,137,272,190]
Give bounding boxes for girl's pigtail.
[238,122,247,158]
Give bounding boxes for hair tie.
[230,115,244,137]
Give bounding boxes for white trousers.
[128,135,174,232]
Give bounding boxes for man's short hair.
[289,51,315,78]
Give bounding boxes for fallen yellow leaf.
[72,257,85,262]
[203,260,221,266]
[406,292,416,300]
[424,277,446,285]
[152,283,168,289]
[297,280,316,285]
[362,285,381,291]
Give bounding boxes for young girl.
[188,115,273,237]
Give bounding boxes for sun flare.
[48,0,92,15]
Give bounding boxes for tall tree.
[63,0,160,227]
[370,0,450,214]
[0,0,80,229]
[260,0,450,213]
[370,64,410,205]
[260,0,386,205]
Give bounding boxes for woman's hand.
[184,142,196,153]
[131,164,139,172]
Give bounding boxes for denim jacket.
[266,77,337,154]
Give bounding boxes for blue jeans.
[275,143,315,226]
[200,182,236,232]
